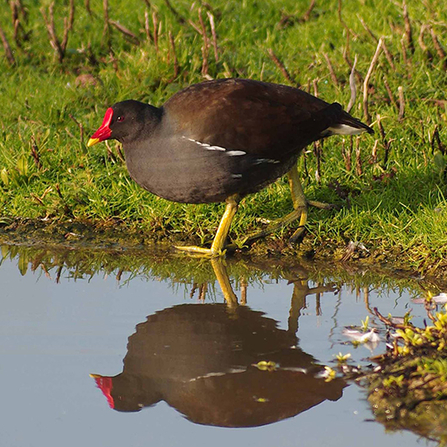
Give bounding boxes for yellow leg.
[175,195,239,257]
[287,165,308,242]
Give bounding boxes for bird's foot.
[226,208,305,251]
[307,199,338,210]
[174,245,225,258]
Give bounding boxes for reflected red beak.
[88,108,114,147]
[90,373,115,408]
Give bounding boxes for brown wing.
[162,79,332,159]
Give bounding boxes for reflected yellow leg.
[175,195,239,257]
[210,258,238,307]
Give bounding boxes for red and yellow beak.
[87,107,114,147]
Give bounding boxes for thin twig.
[323,53,339,86]
[0,23,15,65]
[144,10,152,42]
[267,48,298,86]
[103,0,111,50]
[363,38,383,124]
[358,16,378,42]
[346,55,357,113]
[402,1,414,54]
[164,0,185,24]
[152,11,159,52]
[30,136,42,170]
[198,8,209,77]
[61,0,75,52]
[68,114,85,146]
[110,20,140,44]
[41,3,71,63]
[377,115,393,166]
[355,137,362,176]
[207,11,218,63]
[397,86,405,121]
[431,125,445,155]
[383,75,398,110]
[302,0,316,22]
[342,138,352,171]
[10,1,27,48]
[357,17,396,71]
[380,40,396,72]
[168,30,179,80]
[400,37,410,69]
[84,0,92,16]
[418,24,433,61]
[429,26,447,70]
[371,139,379,164]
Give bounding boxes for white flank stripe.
[227,150,246,156]
[183,136,226,151]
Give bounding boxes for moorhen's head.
[88,100,162,146]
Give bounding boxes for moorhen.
[88,78,373,256]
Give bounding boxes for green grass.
[0,0,447,273]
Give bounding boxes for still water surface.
[0,245,439,446]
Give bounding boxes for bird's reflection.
[91,259,345,427]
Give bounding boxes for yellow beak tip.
[89,373,101,378]
[87,138,100,147]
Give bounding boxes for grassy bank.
[0,0,446,272]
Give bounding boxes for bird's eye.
[117,115,125,122]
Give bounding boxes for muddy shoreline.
[1,217,446,288]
